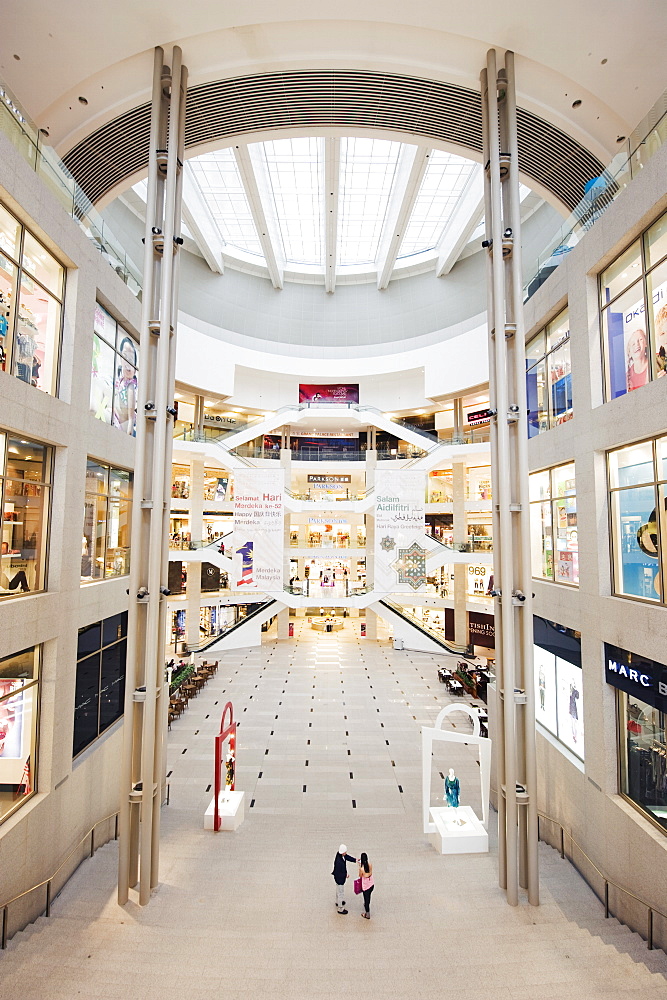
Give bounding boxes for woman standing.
[358,852,374,919]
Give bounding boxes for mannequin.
[444,768,460,808]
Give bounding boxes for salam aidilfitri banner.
[374,469,427,594]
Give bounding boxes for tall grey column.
[481,49,538,907]
[118,46,188,907]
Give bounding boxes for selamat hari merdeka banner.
[232,469,284,592]
[374,469,427,595]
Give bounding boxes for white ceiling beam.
[435,165,485,277]
[233,145,285,290]
[324,137,340,294]
[376,146,431,290]
[182,164,225,274]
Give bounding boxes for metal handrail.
[1,810,119,948]
[537,810,666,950]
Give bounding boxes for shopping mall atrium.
[1,2,667,996]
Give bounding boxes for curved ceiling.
[63,69,604,213]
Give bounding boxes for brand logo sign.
[604,642,667,712]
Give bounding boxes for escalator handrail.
[184,599,277,652]
[378,598,472,657]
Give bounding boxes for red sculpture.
[213,701,237,832]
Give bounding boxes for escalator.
[185,599,278,653]
[373,599,472,657]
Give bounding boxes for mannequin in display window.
[444,768,460,808]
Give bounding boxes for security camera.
[513,590,526,602]
[173,236,184,246]
[137,586,149,599]
[145,401,155,411]
[490,588,501,598]
[151,227,162,235]
[503,227,513,238]
[481,239,493,249]
[509,404,520,413]
[166,405,178,418]
[160,587,170,596]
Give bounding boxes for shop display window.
[90,303,139,436]
[526,309,572,437]
[0,201,64,395]
[81,460,132,582]
[619,691,667,833]
[529,463,578,585]
[533,617,583,760]
[601,209,667,398]
[0,432,51,599]
[0,646,40,824]
[73,614,127,757]
[608,436,667,603]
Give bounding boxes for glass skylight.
[260,137,323,266]
[399,152,478,257]
[337,138,401,266]
[187,149,262,256]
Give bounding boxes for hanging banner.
[374,470,426,593]
[233,469,284,592]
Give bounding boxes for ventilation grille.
[64,70,604,211]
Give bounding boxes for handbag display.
[353,877,362,895]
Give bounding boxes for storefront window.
[529,463,578,584]
[609,436,667,603]
[0,646,40,824]
[619,691,667,833]
[81,460,132,581]
[0,433,51,598]
[90,303,139,436]
[601,209,667,398]
[526,309,572,437]
[533,617,583,760]
[73,614,127,757]
[0,202,64,395]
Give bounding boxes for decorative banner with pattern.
[232,469,284,592]
[374,470,426,594]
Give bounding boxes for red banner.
[298,384,359,404]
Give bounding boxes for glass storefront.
[601,209,667,399]
[529,463,578,584]
[608,436,667,603]
[90,302,139,436]
[0,202,64,395]
[0,432,51,599]
[82,460,132,581]
[606,643,667,834]
[0,646,40,824]
[533,617,584,760]
[73,614,127,757]
[526,309,572,437]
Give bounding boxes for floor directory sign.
[374,470,426,594]
[233,469,284,592]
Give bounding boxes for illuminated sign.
[604,643,667,712]
[307,475,351,484]
[467,408,493,426]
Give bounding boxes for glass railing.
[380,599,468,654]
[424,532,493,553]
[289,538,366,549]
[523,88,667,301]
[284,579,372,598]
[0,81,142,296]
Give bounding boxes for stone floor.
[2,618,667,1000]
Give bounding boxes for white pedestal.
[428,805,488,854]
[204,790,245,831]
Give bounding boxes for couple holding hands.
[332,844,375,918]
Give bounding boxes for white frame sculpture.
[422,703,492,834]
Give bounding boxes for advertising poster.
[215,477,229,501]
[556,657,584,756]
[533,645,558,737]
[0,680,31,784]
[298,383,359,404]
[374,470,426,594]
[606,288,650,398]
[468,611,495,649]
[232,469,284,592]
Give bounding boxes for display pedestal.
[428,805,488,854]
[204,790,245,831]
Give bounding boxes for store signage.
[308,518,347,524]
[298,383,360,404]
[604,643,667,712]
[204,413,238,428]
[294,430,358,439]
[468,611,495,648]
[467,408,493,426]
[375,470,426,593]
[232,469,284,591]
[307,475,351,484]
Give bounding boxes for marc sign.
[604,642,667,712]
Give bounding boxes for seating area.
[168,660,218,727]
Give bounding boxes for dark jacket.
[332,852,357,885]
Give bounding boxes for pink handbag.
[353,877,362,895]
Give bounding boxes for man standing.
[332,844,357,914]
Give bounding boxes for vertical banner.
[233,469,284,592]
[374,470,426,593]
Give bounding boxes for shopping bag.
[353,877,362,895]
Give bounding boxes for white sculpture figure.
[445,768,466,825]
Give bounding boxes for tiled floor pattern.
[2,618,667,1000]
